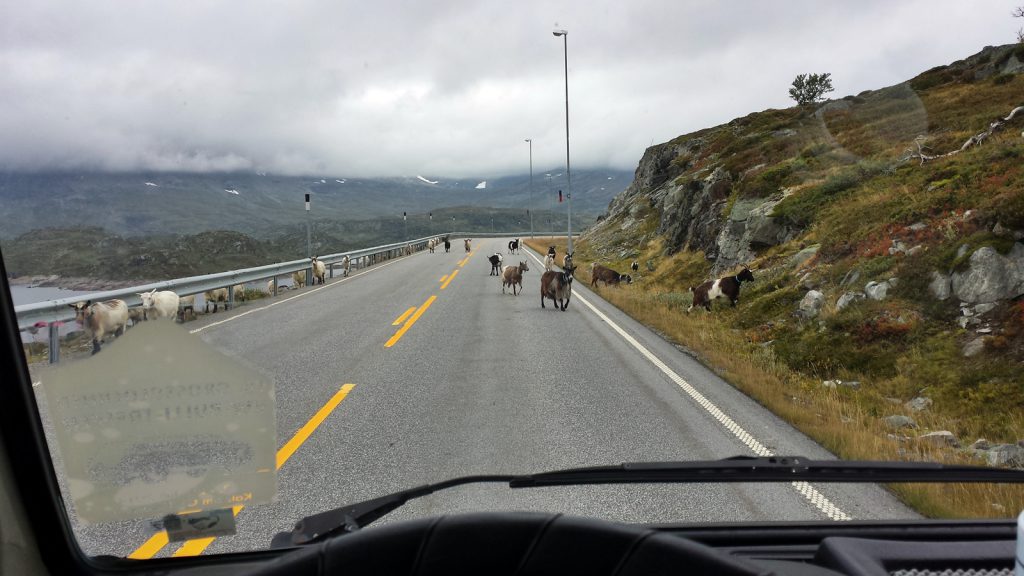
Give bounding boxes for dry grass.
[525,237,1024,519]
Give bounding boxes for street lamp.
[525,138,534,239]
[304,193,312,258]
[553,29,573,254]
[545,173,553,232]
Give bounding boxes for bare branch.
[1018,27,1024,43]
[1014,6,1024,18]
[899,105,1024,166]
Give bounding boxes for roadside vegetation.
[525,44,1024,519]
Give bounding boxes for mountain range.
[0,168,631,238]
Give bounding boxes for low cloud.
[0,0,1013,177]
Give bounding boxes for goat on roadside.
[139,289,180,320]
[540,264,576,311]
[68,300,129,354]
[488,253,503,276]
[590,263,632,287]
[204,288,229,313]
[543,253,555,271]
[688,267,755,312]
[502,261,529,295]
[311,256,327,285]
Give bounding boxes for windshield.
[2,0,1023,561]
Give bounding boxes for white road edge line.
[522,247,852,522]
[190,252,421,334]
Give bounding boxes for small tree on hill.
[1015,6,1024,42]
[789,73,834,106]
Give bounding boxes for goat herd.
[58,236,755,357]
[62,253,358,356]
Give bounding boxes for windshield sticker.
[160,508,238,542]
[38,321,276,524]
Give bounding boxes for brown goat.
[590,263,632,287]
[501,261,528,295]
[540,265,576,311]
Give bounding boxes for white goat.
[204,288,229,313]
[138,289,180,320]
[310,257,327,284]
[543,254,555,271]
[178,294,196,322]
[68,300,129,354]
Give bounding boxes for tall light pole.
[553,29,572,254]
[525,138,534,238]
[305,193,312,286]
[304,193,311,258]
[545,173,553,232]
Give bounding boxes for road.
[52,237,913,559]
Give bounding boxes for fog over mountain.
[0,1,1014,177]
[0,169,631,237]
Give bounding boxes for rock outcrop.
[950,243,1024,304]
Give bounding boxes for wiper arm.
[271,474,516,547]
[272,456,1024,547]
[508,455,1024,487]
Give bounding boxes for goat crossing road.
[58,237,912,559]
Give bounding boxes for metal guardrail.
[14,231,575,363]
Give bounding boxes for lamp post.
[545,173,553,232]
[525,138,534,239]
[304,193,311,258]
[553,29,572,254]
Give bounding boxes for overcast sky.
[0,1,1017,177]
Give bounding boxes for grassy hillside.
[539,44,1024,518]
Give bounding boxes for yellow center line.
[384,295,436,348]
[131,384,356,559]
[440,273,449,283]
[275,384,355,469]
[440,269,459,290]
[392,306,416,326]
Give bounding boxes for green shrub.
[771,171,860,226]
[992,73,1015,86]
[740,162,796,198]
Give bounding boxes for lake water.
[10,285,94,307]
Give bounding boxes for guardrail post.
[272,276,278,296]
[48,322,60,364]
[305,268,312,286]
[329,263,334,279]
[228,285,236,309]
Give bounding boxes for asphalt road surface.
[43,237,914,559]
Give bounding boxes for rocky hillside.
[580,43,1024,450]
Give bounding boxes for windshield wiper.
[271,456,1024,547]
